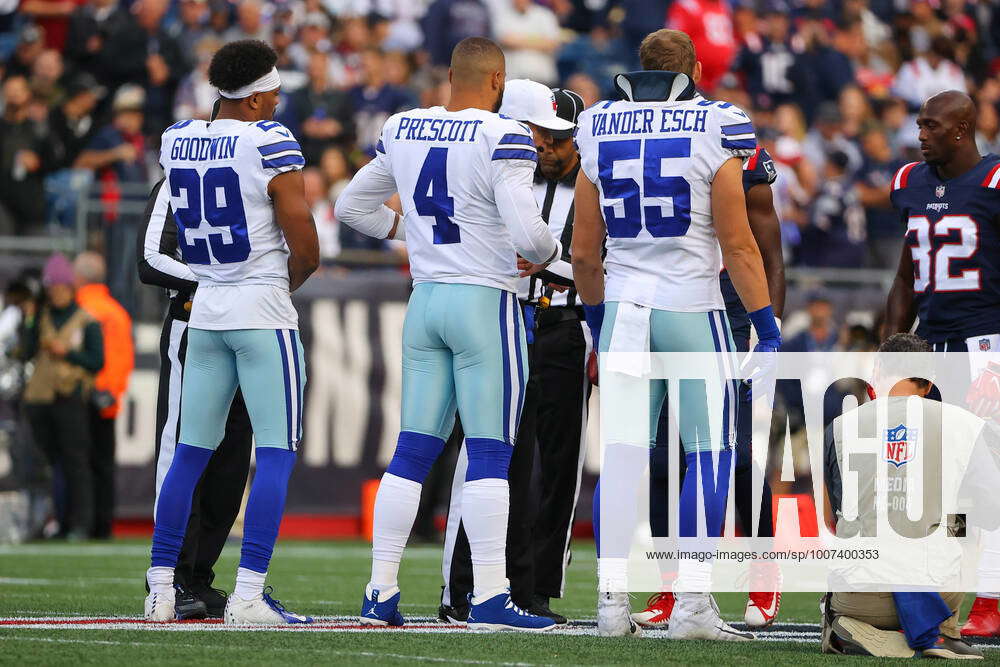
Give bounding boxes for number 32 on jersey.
[907,214,980,292]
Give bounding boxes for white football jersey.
[576,91,757,312]
[337,106,559,292]
[158,118,304,330]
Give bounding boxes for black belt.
[535,305,582,329]
[168,291,193,322]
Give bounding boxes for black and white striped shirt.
[519,163,580,307]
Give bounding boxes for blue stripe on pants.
[290,330,302,442]
[499,294,511,444]
[707,313,731,448]
[275,330,293,449]
[512,294,525,430]
[717,312,739,446]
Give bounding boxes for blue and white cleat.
[359,584,405,626]
[224,586,313,625]
[143,586,176,622]
[467,590,557,632]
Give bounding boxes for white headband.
[218,67,281,99]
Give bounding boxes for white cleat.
[667,593,754,642]
[144,587,176,622]
[597,591,642,637]
[224,587,313,626]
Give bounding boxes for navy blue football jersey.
[720,146,780,349]
[890,154,1000,343]
[742,146,778,191]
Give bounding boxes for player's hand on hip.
[517,256,547,277]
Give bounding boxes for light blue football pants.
[599,302,738,452]
[401,282,528,445]
[179,328,305,450]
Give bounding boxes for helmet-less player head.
[917,90,977,168]
[208,39,281,122]
[448,37,506,113]
[639,28,702,84]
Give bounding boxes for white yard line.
[0,577,141,586]
[2,635,544,665]
[0,617,995,652]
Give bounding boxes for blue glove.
[582,303,605,348]
[742,305,782,403]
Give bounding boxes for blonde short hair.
[639,29,696,76]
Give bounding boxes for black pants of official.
[444,309,589,607]
[26,394,94,535]
[154,312,253,588]
[89,407,116,539]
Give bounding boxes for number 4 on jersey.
[414,147,460,244]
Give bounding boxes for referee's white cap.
[500,79,576,136]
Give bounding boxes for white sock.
[146,566,174,595]
[370,473,421,589]
[675,558,713,593]
[233,567,267,601]
[976,526,1000,596]
[598,557,628,593]
[462,478,509,599]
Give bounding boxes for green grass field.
[0,539,993,665]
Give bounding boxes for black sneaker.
[438,602,469,624]
[190,584,228,619]
[174,584,208,620]
[527,595,567,625]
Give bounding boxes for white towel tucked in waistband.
[606,302,651,377]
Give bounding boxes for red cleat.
[744,562,782,628]
[630,592,674,628]
[961,597,1000,637]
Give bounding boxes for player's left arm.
[570,169,606,306]
[269,170,319,292]
[746,182,786,318]
[715,158,769,312]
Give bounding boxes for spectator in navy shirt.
[802,102,863,177]
[421,0,491,68]
[782,294,840,352]
[349,48,416,157]
[797,151,866,268]
[854,127,904,269]
[734,6,806,111]
[795,17,855,117]
[290,51,355,166]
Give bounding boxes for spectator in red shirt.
[20,0,85,51]
[668,0,736,93]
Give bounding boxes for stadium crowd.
[0,0,998,274]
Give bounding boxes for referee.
[137,173,253,619]
[441,82,590,624]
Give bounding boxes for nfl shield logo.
[981,338,992,351]
[936,185,946,198]
[885,424,917,467]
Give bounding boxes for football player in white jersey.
[144,40,319,625]
[335,37,560,632]
[573,29,781,640]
